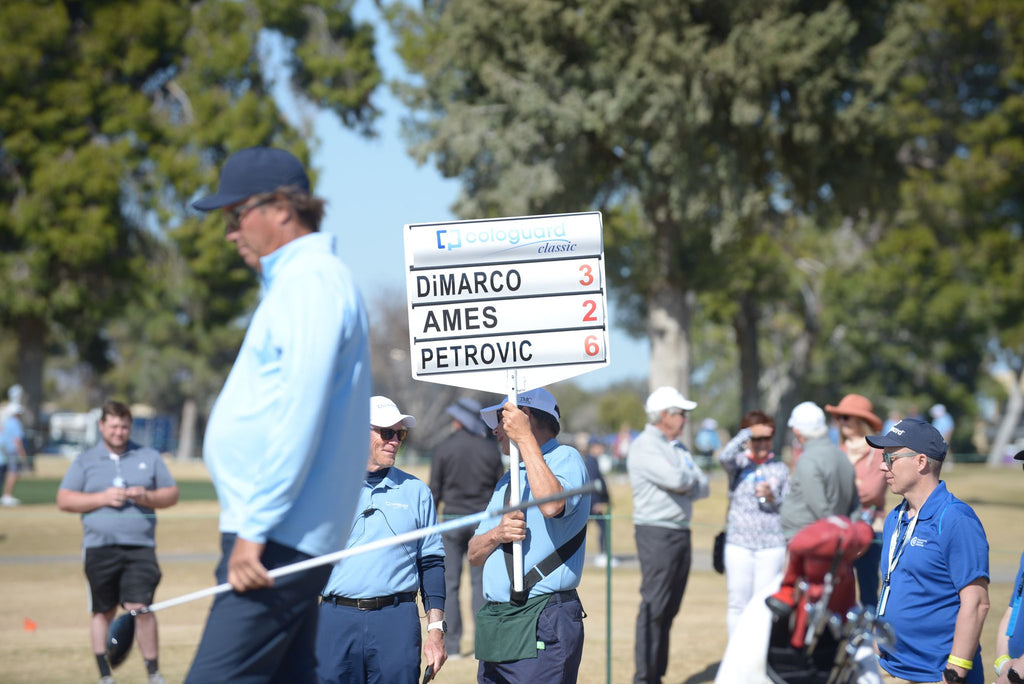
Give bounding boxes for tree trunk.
[987,366,1023,467]
[647,283,694,396]
[771,279,821,455]
[15,316,47,430]
[177,398,198,460]
[734,292,761,417]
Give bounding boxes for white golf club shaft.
[139,479,600,615]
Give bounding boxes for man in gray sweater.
[779,401,857,540]
[628,386,710,684]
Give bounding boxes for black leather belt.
[320,591,417,611]
[545,589,580,605]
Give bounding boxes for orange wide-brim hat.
[824,394,882,432]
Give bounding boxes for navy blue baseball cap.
[865,418,948,461]
[192,147,310,211]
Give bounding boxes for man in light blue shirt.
[469,388,590,683]
[187,147,371,683]
[316,396,447,683]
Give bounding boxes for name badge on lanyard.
[878,502,918,617]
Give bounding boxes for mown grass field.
[0,456,1020,683]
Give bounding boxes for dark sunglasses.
[836,414,855,421]
[373,427,408,442]
[225,197,276,232]
[749,436,773,444]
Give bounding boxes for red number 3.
[578,264,594,286]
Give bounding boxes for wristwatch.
[942,667,966,683]
[427,620,447,634]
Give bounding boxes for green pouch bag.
[473,594,549,662]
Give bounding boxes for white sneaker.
[1,495,20,507]
[98,676,116,684]
[148,673,167,684]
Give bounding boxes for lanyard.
[878,502,919,616]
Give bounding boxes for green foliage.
[0,0,381,420]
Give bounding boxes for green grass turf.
[9,478,218,505]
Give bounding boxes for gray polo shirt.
[779,436,857,540]
[627,424,710,529]
[59,442,176,549]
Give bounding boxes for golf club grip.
[143,479,601,614]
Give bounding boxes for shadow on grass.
[681,661,720,683]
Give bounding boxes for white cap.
[645,386,697,413]
[370,395,417,429]
[787,401,826,433]
[481,388,560,430]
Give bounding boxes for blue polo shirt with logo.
[877,481,989,684]
[1007,551,1024,658]
[476,438,590,603]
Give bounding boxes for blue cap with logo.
[865,418,948,461]
[193,147,310,211]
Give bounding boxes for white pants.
[725,542,787,635]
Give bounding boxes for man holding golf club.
[315,396,447,683]
[57,400,179,684]
[867,418,989,684]
[469,388,590,683]
[186,146,371,682]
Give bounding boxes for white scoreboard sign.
[404,212,610,393]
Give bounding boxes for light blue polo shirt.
[321,467,444,606]
[477,439,590,603]
[877,481,989,684]
[203,232,371,558]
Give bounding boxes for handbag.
[713,529,726,574]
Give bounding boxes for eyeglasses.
[836,415,854,421]
[372,427,408,442]
[225,197,276,232]
[882,449,918,469]
[750,436,773,444]
[666,409,689,417]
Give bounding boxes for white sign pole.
[506,368,524,592]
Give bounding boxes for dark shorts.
[84,544,162,613]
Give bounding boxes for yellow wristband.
[995,655,1012,675]
[948,654,973,670]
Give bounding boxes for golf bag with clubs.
[764,515,885,684]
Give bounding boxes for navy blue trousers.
[314,599,421,683]
[185,533,332,684]
[477,593,584,684]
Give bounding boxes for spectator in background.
[779,401,858,541]
[931,403,955,444]
[583,439,615,567]
[0,386,27,507]
[824,394,887,608]
[628,386,710,684]
[695,418,722,465]
[717,410,789,635]
[883,409,902,435]
[428,396,504,659]
[57,400,179,684]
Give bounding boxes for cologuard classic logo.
[435,221,579,255]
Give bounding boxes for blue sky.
[287,4,650,390]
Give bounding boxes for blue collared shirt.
[203,232,371,557]
[877,481,989,684]
[322,467,445,606]
[477,439,590,603]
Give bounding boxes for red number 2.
[582,300,597,322]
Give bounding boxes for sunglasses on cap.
[224,196,276,232]
[372,427,408,442]
[882,449,919,469]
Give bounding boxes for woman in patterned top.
[718,410,791,634]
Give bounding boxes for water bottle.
[754,467,767,506]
